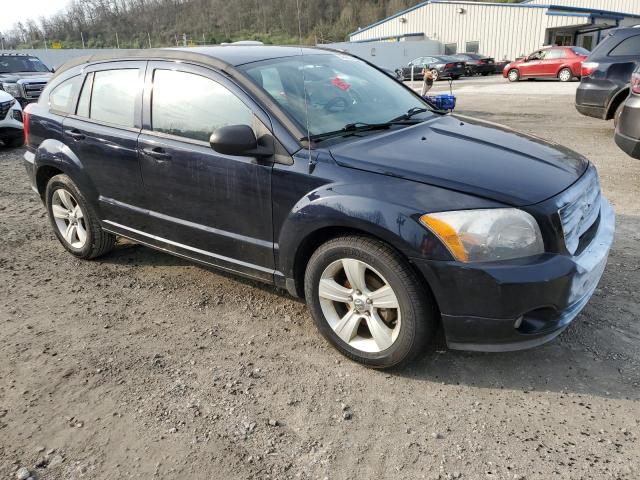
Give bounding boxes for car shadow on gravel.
[98,217,639,402]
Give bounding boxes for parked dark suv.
[576,26,640,123]
[0,53,52,107]
[23,47,614,368]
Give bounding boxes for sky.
[0,0,69,34]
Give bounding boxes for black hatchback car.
[397,55,466,81]
[23,47,614,368]
[576,26,640,123]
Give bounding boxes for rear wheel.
[45,174,115,259]
[481,72,490,76]
[558,68,573,82]
[452,75,461,80]
[507,69,520,82]
[304,236,437,368]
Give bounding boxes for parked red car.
[503,46,590,82]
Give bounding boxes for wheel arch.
[606,87,630,120]
[33,139,100,203]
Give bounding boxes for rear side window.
[151,69,254,143]
[571,47,590,56]
[546,49,567,60]
[609,34,640,56]
[76,72,93,118]
[90,69,138,127]
[49,75,82,114]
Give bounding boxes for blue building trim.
[348,0,640,39]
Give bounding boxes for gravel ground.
[1,78,639,480]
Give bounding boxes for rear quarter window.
[609,34,640,57]
[49,75,82,114]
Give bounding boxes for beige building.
[349,1,640,61]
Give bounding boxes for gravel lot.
[1,76,639,480]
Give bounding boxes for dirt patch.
[1,88,639,480]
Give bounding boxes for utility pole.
[115,31,119,49]
[147,32,152,48]
[202,32,205,46]
[80,31,85,48]
[0,34,4,50]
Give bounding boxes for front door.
[137,62,274,280]
[62,62,146,227]
[519,50,545,77]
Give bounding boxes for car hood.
[0,72,52,83]
[327,114,588,207]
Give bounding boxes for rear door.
[62,61,146,227]
[136,61,275,280]
[539,48,566,76]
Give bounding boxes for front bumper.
[413,198,615,352]
[615,95,640,159]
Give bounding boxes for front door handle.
[65,129,85,140]
[142,147,172,161]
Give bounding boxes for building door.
[581,35,594,51]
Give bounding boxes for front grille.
[559,167,601,255]
[21,82,46,100]
[0,100,12,119]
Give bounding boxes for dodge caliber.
[23,47,615,368]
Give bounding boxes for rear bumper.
[412,198,615,352]
[575,102,606,119]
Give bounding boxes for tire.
[558,68,573,82]
[507,69,520,82]
[45,174,115,259]
[430,69,439,82]
[304,236,437,368]
[4,136,24,148]
[481,72,490,76]
[452,75,461,80]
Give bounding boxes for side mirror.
[209,125,274,158]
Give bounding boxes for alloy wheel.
[508,69,519,82]
[318,258,401,353]
[559,69,572,82]
[51,189,88,249]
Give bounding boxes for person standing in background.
[421,64,434,96]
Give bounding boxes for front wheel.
[507,69,520,82]
[558,68,573,82]
[3,136,24,148]
[304,236,437,368]
[45,174,116,259]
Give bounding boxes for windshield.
[239,53,431,137]
[0,56,50,74]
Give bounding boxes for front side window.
[240,53,430,137]
[151,69,254,143]
[90,69,139,128]
[609,35,640,56]
[49,75,82,114]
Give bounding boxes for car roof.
[53,45,331,79]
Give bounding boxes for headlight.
[2,83,22,98]
[420,208,544,262]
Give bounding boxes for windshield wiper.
[307,120,417,143]
[390,107,429,122]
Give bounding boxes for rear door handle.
[142,147,172,161]
[65,129,85,140]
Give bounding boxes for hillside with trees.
[2,0,522,49]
